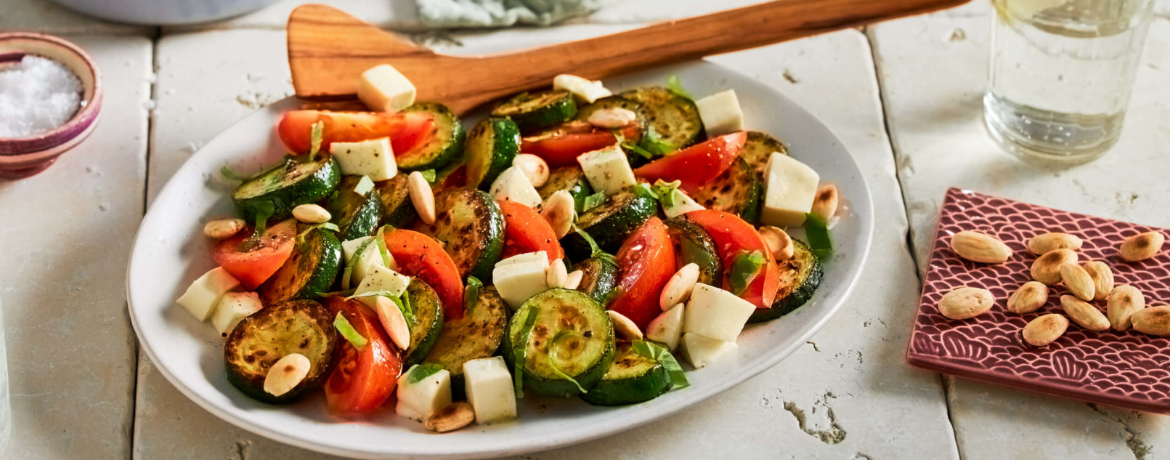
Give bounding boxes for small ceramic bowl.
[0,32,102,180]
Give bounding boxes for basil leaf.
[581,191,606,213]
[375,226,393,268]
[804,213,834,259]
[512,307,540,398]
[639,126,675,156]
[334,312,368,349]
[308,120,325,161]
[354,175,375,196]
[623,142,655,159]
[728,250,766,296]
[634,183,658,201]
[464,276,483,312]
[572,225,617,265]
[420,169,437,183]
[652,180,682,208]
[388,292,416,327]
[219,164,250,181]
[341,237,377,291]
[407,363,446,384]
[241,200,276,251]
[298,222,339,243]
[666,75,694,100]
[547,331,588,394]
[632,340,689,389]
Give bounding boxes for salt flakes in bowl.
[0,55,83,138]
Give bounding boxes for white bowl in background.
[47,0,282,25]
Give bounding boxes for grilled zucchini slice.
[503,288,615,397]
[373,174,418,227]
[749,239,823,323]
[329,175,384,241]
[690,156,763,223]
[410,187,506,281]
[224,299,338,404]
[396,102,465,172]
[465,117,520,190]
[560,188,657,261]
[492,90,578,133]
[403,279,445,366]
[620,86,704,150]
[580,341,671,406]
[258,225,343,305]
[422,287,509,398]
[233,154,341,222]
[663,217,722,287]
[571,256,619,306]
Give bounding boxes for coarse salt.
[0,56,83,138]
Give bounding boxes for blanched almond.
[1132,305,1170,336]
[586,107,637,128]
[374,296,411,350]
[425,402,475,433]
[564,270,584,290]
[759,226,794,261]
[1028,232,1083,255]
[540,190,575,239]
[1060,295,1109,331]
[951,231,1012,264]
[512,154,549,188]
[546,258,568,288]
[607,310,643,340]
[407,171,436,225]
[263,353,310,397]
[1082,261,1114,301]
[1120,232,1165,262]
[1060,264,1095,301]
[659,263,700,311]
[1022,314,1069,347]
[1106,285,1145,331]
[1007,281,1048,314]
[1031,249,1078,285]
[292,204,331,224]
[938,287,995,320]
[203,218,246,239]
[810,184,839,222]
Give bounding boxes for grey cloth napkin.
[416,0,615,27]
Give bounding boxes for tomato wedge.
[633,132,747,194]
[324,297,402,416]
[211,219,297,290]
[497,200,564,263]
[608,217,677,330]
[521,122,641,168]
[684,210,781,309]
[381,228,465,320]
[277,110,433,156]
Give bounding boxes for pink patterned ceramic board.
[906,187,1170,413]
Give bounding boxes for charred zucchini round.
[258,225,343,305]
[397,102,465,172]
[580,341,671,406]
[503,288,615,398]
[373,174,418,227]
[538,166,594,206]
[410,187,506,281]
[422,287,509,398]
[224,299,338,404]
[571,256,619,306]
[233,155,341,222]
[690,156,763,223]
[329,175,385,241]
[663,217,722,287]
[492,90,578,133]
[620,86,704,150]
[403,278,445,367]
[465,117,520,190]
[749,239,823,323]
[560,188,657,261]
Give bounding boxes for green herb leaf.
[375,226,393,268]
[334,312,368,349]
[464,276,483,313]
[572,224,617,265]
[354,175,375,196]
[219,164,250,181]
[622,142,655,160]
[547,331,588,394]
[728,250,767,296]
[406,364,446,385]
[632,340,689,389]
[581,191,606,213]
[634,183,658,201]
[242,201,276,250]
[652,180,682,208]
[512,307,540,398]
[340,237,377,291]
[639,126,675,156]
[420,169,437,183]
[388,291,417,327]
[666,75,694,100]
[308,121,325,161]
[804,212,834,259]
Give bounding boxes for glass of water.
[984,0,1154,163]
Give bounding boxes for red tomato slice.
[608,217,677,330]
[497,200,564,263]
[521,122,641,168]
[633,132,747,194]
[381,229,465,320]
[211,219,297,290]
[432,164,467,196]
[684,210,781,309]
[323,297,402,416]
[277,110,434,159]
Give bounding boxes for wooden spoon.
[289,0,967,114]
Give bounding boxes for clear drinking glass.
[984,0,1154,163]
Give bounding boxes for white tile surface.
[0,0,151,34]
[0,34,151,459]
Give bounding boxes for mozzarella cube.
[578,144,636,196]
[176,267,240,322]
[680,333,738,369]
[493,254,550,309]
[495,250,548,269]
[489,166,543,209]
[211,292,263,334]
[357,64,417,113]
[683,283,756,342]
[760,152,820,228]
[646,303,685,351]
[354,264,412,309]
[553,74,611,103]
[330,137,397,181]
[396,365,453,421]
[695,90,745,137]
[662,189,705,219]
[342,236,393,285]
[463,357,517,424]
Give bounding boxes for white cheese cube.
[695,89,745,137]
[760,152,820,228]
[489,166,543,209]
[683,283,757,342]
[463,357,517,424]
[553,74,612,104]
[342,236,393,285]
[211,292,263,334]
[176,267,240,322]
[357,64,417,113]
[680,332,738,369]
[492,254,550,309]
[495,251,548,269]
[646,303,685,351]
[354,264,412,309]
[395,365,452,421]
[329,137,398,181]
[661,189,705,219]
[578,144,636,196]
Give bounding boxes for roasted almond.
[1060,295,1109,331]
[1120,231,1165,262]
[938,287,995,320]
[425,402,475,433]
[1031,249,1078,285]
[1132,305,1170,336]
[292,204,331,224]
[759,226,795,261]
[1028,232,1083,255]
[203,218,246,239]
[1106,284,1145,331]
[1082,261,1114,301]
[950,231,1012,264]
[607,310,643,340]
[263,353,310,397]
[811,184,839,222]
[1060,264,1095,301]
[1022,314,1069,347]
[1007,281,1049,314]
